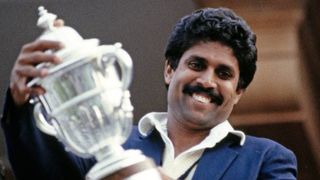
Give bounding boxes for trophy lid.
[37,6,88,48]
[28,6,100,87]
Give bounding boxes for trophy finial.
[38,6,46,16]
[114,42,122,49]
[37,6,57,30]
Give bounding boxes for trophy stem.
[86,148,150,180]
[94,145,125,162]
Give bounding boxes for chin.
[183,112,219,128]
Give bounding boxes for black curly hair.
[165,7,257,90]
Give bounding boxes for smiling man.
[2,7,297,179]
[164,41,242,153]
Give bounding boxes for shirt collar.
[138,112,246,146]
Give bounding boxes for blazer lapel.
[125,129,164,166]
[193,140,239,180]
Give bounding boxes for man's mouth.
[183,84,224,106]
[192,93,211,104]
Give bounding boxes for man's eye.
[217,70,232,80]
[188,61,205,71]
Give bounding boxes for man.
[2,7,297,179]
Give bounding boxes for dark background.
[0,0,195,171]
[0,0,195,119]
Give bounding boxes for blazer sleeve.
[258,141,298,179]
[1,90,95,180]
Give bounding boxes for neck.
[166,116,210,157]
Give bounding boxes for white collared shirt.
[138,112,246,179]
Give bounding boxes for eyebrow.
[186,55,207,63]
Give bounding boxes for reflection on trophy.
[28,6,161,180]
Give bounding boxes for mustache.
[182,84,224,106]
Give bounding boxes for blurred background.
[0,0,319,179]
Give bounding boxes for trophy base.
[86,149,160,180]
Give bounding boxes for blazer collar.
[193,134,240,180]
[129,128,242,179]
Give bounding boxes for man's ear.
[164,60,174,85]
[234,88,245,105]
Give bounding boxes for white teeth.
[192,94,210,104]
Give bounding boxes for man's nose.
[196,70,217,89]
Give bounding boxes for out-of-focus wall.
[194,0,320,179]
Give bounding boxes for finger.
[21,40,64,52]
[16,82,31,95]
[30,86,46,96]
[15,65,49,78]
[54,19,64,27]
[10,79,32,105]
[18,51,62,65]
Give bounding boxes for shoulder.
[242,135,298,178]
[224,134,296,163]
[244,135,295,156]
[240,135,296,162]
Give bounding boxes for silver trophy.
[28,7,160,180]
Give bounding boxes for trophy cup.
[28,7,161,180]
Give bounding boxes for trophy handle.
[33,103,57,136]
[97,43,133,90]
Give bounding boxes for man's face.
[164,41,243,130]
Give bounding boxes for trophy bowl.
[30,42,134,156]
[28,7,160,180]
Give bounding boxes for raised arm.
[1,37,96,179]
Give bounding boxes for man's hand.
[10,19,65,106]
[10,40,63,105]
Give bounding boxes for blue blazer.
[124,127,297,180]
[1,92,297,179]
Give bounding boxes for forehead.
[180,41,239,70]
